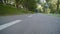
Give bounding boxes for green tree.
[56,0,59,13]
[4,0,6,4]
[15,0,24,8]
[36,0,40,4]
[15,0,20,8]
[46,0,50,3]
[0,0,3,4]
[23,0,37,11]
[46,0,58,13]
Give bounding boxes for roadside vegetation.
[37,0,60,17]
[48,14,60,17]
[0,4,34,15]
[0,0,36,15]
[0,0,60,17]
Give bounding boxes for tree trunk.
[4,0,6,4]
[16,3,19,8]
[15,0,19,8]
[56,0,59,13]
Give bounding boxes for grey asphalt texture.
[0,13,60,34]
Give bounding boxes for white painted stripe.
[0,20,22,30]
[28,15,32,17]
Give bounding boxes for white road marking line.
[0,20,22,30]
[28,15,32,17]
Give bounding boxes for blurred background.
[0,0,60,16]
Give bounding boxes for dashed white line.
[28,15,32,17]
[0,20,22,30]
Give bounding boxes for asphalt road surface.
[0,13,60,34]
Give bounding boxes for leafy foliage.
[23,0,37,11]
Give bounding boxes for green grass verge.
[48,14,60,17]
[41,13,60,17]
[0,4,34,16]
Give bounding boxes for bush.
[0,5,32,15]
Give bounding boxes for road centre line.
[0,20,22,30]
[28,15,33,17]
